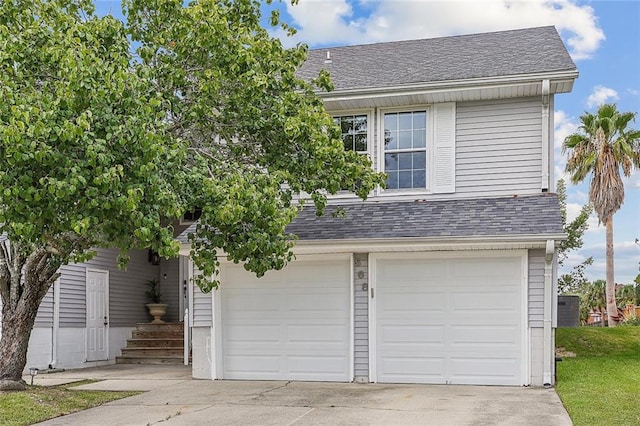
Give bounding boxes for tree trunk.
[605,217,619,326]
[0,295,40,390]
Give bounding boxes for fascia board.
[179,233,567,257]
[318,70,579,101]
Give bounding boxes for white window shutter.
[432,102,456,193]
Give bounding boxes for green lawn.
[556,326,640,426]
[0,380,139,426]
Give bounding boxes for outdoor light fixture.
[148,250,161,266]
[28,367,38,385]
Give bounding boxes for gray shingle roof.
[297,26,576,91]
[287,194,563,240]
[177,194,564,244]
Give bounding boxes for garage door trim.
[214,253,354,381]
[369,250,529,385]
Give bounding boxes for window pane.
[343,135,354,151]
[413,111,426,129]
[398,171,413,188]
[413,170,426,188]
[354,115,367,133]
[354,133,367,152]
[413,151,426,168]
[385,153,399,171]
[384,130,398,150]
[398,152,413,170]
[386,171,398,189]
[340,118,351,134]
[413,130,426,148]
[398,130,412,149]
[384,114,397,131]
[399,112,412,130]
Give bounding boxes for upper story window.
[334,114,368,154]
[383,110,427,190]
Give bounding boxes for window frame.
[377,105,434,196]
[330,109,375,198]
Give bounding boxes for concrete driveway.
[33,365,571,425]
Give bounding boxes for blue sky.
[96,0,640,283]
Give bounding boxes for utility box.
[558,295,580,328]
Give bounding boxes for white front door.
[219,256,352,381]
[86,269,109,361]
[372,252,525,386]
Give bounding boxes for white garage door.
[373,254,523,386]
[220,257,351,381]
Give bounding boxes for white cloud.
[553,110,579,182]
[279,0,604,60]
[586,85,619,108]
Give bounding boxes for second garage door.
[373,253,524,386]
[219,256,351,381]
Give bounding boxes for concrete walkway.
[32,365,572,426]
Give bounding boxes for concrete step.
[121,347,184,357]
[135,322,184,332]
[115,356,186,365]
[131,329,184,339]
[126,338,184,348]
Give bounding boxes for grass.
[556,326,640,426]
[0,380,140,426]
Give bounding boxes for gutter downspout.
[543,240,554,387]
[49,278,60,369]
[541,79,550,192]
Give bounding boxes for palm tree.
[563,103,640,326]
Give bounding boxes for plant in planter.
[145,279,168,324]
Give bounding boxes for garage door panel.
[381,325,445,345]
[287,325,348,343]
[379,289,446,313]
[221,259,351,381]
[375,255,523,386]
[380,357,446,383]
[224,323,281,343]
[451,290,519,311]
[450,357,520,384]
[288,355,348,375]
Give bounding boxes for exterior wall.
[528,249,545,328]
[530,327,545,386]
[109,327,134,360]
[58,248,158,328]
[160,257,181,322]
[191,326,212,379]
[353,253,369,382]
[326,97,545,202]
[24,328,52,371]
[456,97,543,197]
[56,328,87,368]
[192,263,212,327]
[34,288,54,327]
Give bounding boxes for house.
[178,26,578,387]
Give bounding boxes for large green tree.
[563,104,640,326]
[0,0,384,390]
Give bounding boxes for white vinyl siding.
[354,253,369,380]
[34,287,54,327]
[58,248,157,327]
[455,97,542,196]
[191,262,212,327]
[528,249,545,328]
[160,257,180,322]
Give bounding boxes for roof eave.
[318,69,579,100]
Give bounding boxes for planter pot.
[146,303,168,324]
